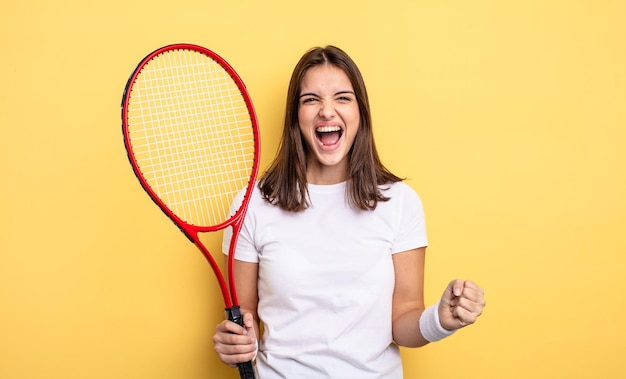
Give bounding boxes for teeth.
[316,126,341,133]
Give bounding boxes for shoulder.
[376,182,425,217]
[244,182,280,214]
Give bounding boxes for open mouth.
[315,125,343,146]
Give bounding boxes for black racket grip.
[226,306,257,379]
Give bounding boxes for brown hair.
[259,45,403,212]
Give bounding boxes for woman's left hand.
[438,279,486,330]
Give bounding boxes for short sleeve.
[222,188,260,263]
[391,183,428,254]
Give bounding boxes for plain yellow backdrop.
[1,1,625,378]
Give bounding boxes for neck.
[306,161,349,185]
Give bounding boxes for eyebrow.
[299,90,356,98]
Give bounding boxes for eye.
[335,92,355,102]
[301,96,319,104]
[335,96,355,104]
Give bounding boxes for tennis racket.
[121,43,259,379]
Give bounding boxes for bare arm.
[232,259,260,336]
[392,248,487,347]
[391,247,430,347]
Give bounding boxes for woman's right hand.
[213,312,258,367]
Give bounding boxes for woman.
[213,45,486,378]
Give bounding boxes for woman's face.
[298,64,360,183]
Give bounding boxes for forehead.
[300,64,353,92]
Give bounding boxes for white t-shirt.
[223,181,428,379]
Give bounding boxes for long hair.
[259,45,402,212]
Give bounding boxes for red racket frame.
[121,43,261,310]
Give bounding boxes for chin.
[317,153,348,167]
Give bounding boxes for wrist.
[419,300,456,342]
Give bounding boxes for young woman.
[213,45,486,378]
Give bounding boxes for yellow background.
[1,1,625,378]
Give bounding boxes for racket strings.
[126,49,255,227]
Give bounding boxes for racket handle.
[236,361,256,379]
[226,306,257,379]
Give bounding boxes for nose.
[318,100,335,119]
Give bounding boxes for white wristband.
[419,301,456,342]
